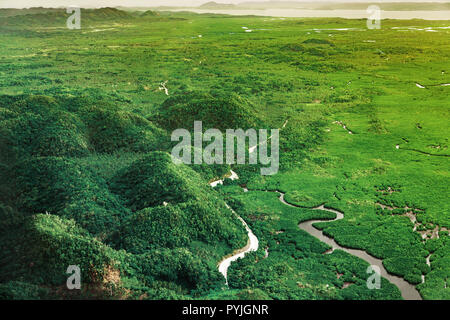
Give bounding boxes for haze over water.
[164,8,450,20]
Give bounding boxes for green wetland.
[0,8,448,300]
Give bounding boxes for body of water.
[166,9,450,20]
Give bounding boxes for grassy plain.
[0,8,448,300]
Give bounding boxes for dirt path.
[213,118,288,284]
[211,172,259,285]
[422,254,431,284]
[217,211,259,286]
[415,82,450,89]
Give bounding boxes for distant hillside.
[0,7,175,27]
[0,7,133,26]
[0,7,56,18]
[140,10,159,17]
[199,1,237,9]
[85,7,131,19]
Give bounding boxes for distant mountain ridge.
[199,1,237,9]
[0,7,163,26]
[196,1,450,11]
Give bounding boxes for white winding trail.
[212,172,424,298]
[214,119,290,284]
[211,171,259,286]
[217,213,259,286]
[249,119,288,153]
[422,254,432,284]
[415,82,450,89]
[210,170,239,187]
[159,81,169,95]
[333,120,353,134]
[210,115,424,298]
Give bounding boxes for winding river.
[213,172,423,300]
[277,191,422,300]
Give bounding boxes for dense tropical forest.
[0,7,448,300]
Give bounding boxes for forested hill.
[0,91,248,299]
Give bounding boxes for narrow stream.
[217,212,259,286]
[211,171,259,285]
[276,191,423,300]
[212,169,423,299]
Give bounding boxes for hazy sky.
[1,0,449,9]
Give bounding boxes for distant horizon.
[1,0,450,9]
